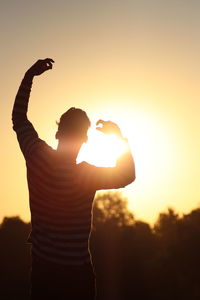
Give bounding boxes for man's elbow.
[127,171,136,185]
[123,158,136,185]
[11,114,16,128]
[117,171,136,188]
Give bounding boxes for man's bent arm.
[78,121,136,190]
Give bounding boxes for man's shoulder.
[26,139,55,162]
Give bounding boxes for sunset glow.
[1,0,200,224]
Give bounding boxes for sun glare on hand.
[77,128,127,167]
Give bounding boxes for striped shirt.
[12,75,135,266]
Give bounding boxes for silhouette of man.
[12,58,135,300]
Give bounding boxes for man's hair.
[56,107,91,138]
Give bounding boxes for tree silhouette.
[152,208,200,300]
[91,192,153,299]
[93,191,134,227]
[0,217,31,299]
[1,197,200,299]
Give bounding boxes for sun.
[77,128,128,167]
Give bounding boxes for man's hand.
[96,120,123,138]
[25,58,55,77]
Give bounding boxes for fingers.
[28,58,55,76]
[44,58,54,69]
[46,63,53,70]
[96,120,117,127]
[96,119,105,126]
[96,120,105,133]
[39,58,54,69]
[96,127,103,133]
[44,58,55,63]
[96,119,121,136]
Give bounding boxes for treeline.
[1,192,200,299]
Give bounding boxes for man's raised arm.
[12,58,54,159]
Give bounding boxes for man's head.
[55,107,91,145]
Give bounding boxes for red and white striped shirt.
[12,75,135,266]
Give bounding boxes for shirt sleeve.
[77,141,135,191]
[12,75,46,160]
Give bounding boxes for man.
[12,58,135,300]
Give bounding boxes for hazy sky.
[1,0,200,224]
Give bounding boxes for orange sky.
[1,0,200,224]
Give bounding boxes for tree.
[91,192,154,299]
[0,216,31,300]
[93,191,134,227]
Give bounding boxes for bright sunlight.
[77,129,127,167]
